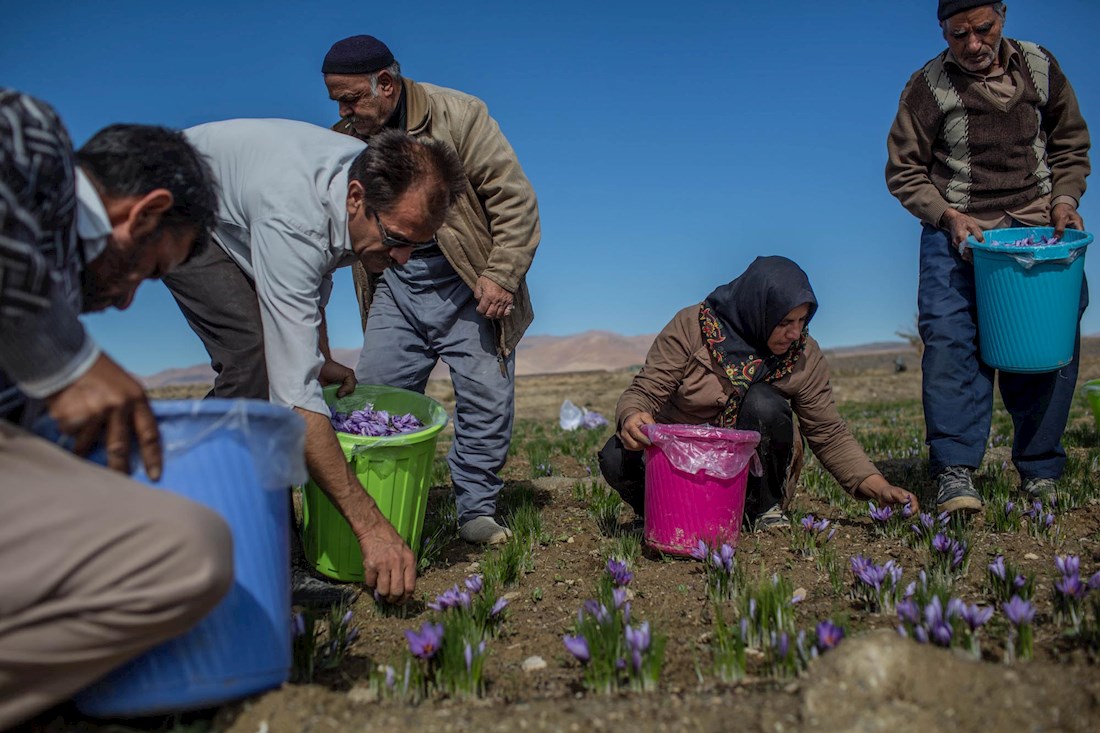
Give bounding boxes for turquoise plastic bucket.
[967,227,1092,373]
[66,400,306,717]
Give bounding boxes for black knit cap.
[322,35,395,75]
[938,0,997,21]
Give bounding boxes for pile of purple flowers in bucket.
[1004,234,1061,247]
[562,559,665,693]
[330,403,424,437]
[375,574,508,700]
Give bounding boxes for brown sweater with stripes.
[886,38,1090,227]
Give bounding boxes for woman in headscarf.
[598,256,918,529]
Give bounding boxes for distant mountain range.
[140,330,910,388]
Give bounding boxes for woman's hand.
[857,474,920,515]
[619,411,656,451]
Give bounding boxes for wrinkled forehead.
[324,73,373,96]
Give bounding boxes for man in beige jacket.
[323,35,541,544]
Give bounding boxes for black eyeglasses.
[374,213,438,250]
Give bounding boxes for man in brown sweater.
[886,0,1090,514]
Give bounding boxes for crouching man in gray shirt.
[164,122,464,603]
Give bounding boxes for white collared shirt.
[183,119,365,415]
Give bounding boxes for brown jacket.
[342,78,540,355]
[616,306,881,499]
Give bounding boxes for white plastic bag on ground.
[559,399,584,431]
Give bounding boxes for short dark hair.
[348,129,465,223]
[76,124,218,242]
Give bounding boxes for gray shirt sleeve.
[249,217,331,416]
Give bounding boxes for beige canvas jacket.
[616,306,881,502]
[343,78,540,356]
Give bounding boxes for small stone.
[467,561,481,572]
[347,685,378,704]
[503,591,521,602]
[792,587,807,603]
[1024,552,1040,560]
[522,655,547,672]
[567,536,575,543]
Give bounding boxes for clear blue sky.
[5,0,1099,375]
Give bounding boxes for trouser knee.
[598,435,645,515]
[154,501,235,625]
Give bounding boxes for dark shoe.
[935,466,982,514]
[752,504,790,532]
[1021,476,1057,501]
[292,567,359,608]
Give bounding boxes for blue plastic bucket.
[967,227,1092,373]
[64,399,306,717]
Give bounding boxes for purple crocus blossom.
[330,403,424,437]
[869,503,894,522]
[900,501,915,519]
[464,642,474,672]
[611,587,628,610]
[428,585,471,611]
[465,574,484,594]
[988,555,1007,581]
[1055,573,1086,600]
[384,665,396,689]
[815,620,845,651]
[1088,571,1100,591]
[625,621,652,653]
[405,622,444,659]
[690,539,708,561]
[490,597,509,617]
[913,625,929,644]
[896,599,920,625]
[292,612,306,638]
[606,559,634,587]
[775,632,790,659]
[1002,596,1036,627]
[583,599,610,624]
[562,634,590,662]
[1055,555,1080,578]
[959,603,994,631]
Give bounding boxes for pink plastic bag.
[641,424,762,479]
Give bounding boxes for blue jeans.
[355,253,515,525]
[917,223,1088,479]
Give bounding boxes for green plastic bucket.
[1084,379,1100,433]
[301,385,449,581]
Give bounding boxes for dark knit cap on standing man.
[885,2,1091,514]
[321,35,542,545]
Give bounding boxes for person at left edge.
[163,121,466,603]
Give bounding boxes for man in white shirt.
[164,122,465,603]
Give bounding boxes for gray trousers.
[0,423,233,728]
[355,253,515,524]
[162,236,269,400]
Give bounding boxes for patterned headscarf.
[699,256,818,427]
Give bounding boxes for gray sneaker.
[459,516,514,545]
[292,567,359,608]
[935,466,982,514]
[753,504,790,532]
[1021,476,1057,501]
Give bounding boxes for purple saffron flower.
[1055,555,1080,577]
[465,574,484,594]
[1002,596,1036,628]
[428,585,471,611]
[1004,500,1016,516]
[719,543,736,571]
[931,533,952,553]
[583,600,610,624]
[900,500,915,519]
[988,555,1007,581]
[739,617,750,641]
[850,554,873,577]
[776,632,790,659]
[292,612,306,638]
[959,603,993,631]
[625,621,652,653]
[913,625,929,644]
[815,620,845,651]
[341,609,354,627]
[869,503,894,522]
[405,622,444,659]
[896,599,920,625]
[1013,574,1027,590]
[1055,573,1085,599]
[464,642,474,672]
[801,515,816,531]
[946,597,964,620]
[814,517,832,533]
[930,621,953,647]
[562,634,590,663]
[606,559,634,586]
[384,665,396,689]
[490,597,509,617]
[690,539,708,561]
[1088,571,1100,591]
[612,587,628,610]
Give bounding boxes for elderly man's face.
[326,73,398,138]
[943,5,1004,73]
